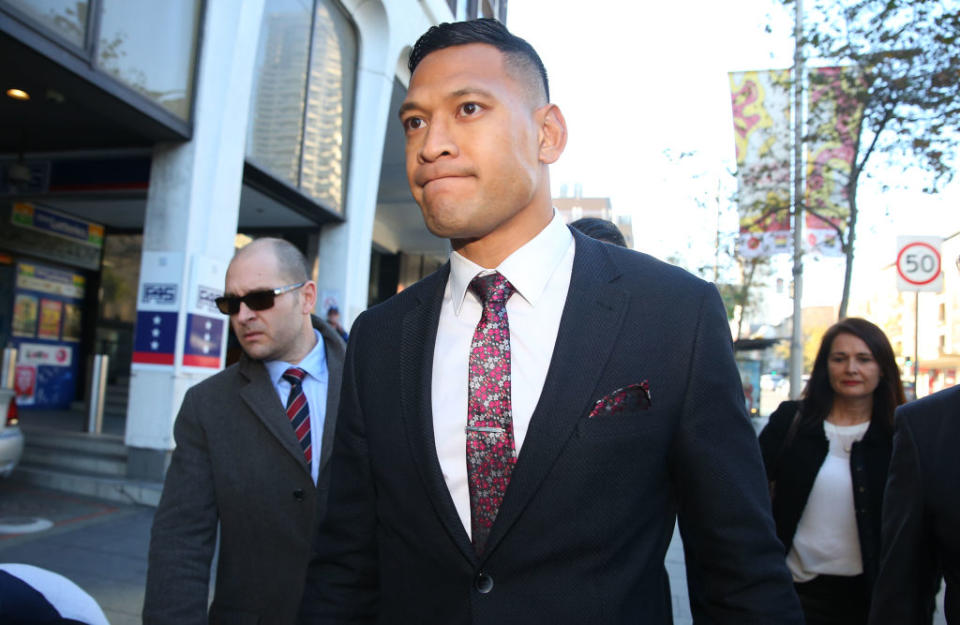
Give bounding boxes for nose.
[235,301,256,324]
[419,117,458,163]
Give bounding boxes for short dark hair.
[408,18,549,103]
[801,317,905,429]
[569,218,627,247]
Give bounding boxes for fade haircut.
[235,237,310,284]
[408,18,550,104]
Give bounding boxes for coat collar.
[237,316,345,479]
[399,231,629,564]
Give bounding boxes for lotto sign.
[896,236,943,293]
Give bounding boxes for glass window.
[299,0,357,213]
[246,0,313,188]
[95,0,201,120]
[98,234,141,324]
[4,0,88,47]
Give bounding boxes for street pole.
[789,0,805,399]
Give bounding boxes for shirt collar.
[265,328,328,384]
[449,211,573,316]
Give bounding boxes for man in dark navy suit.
[299,19,801,625]
[870,255,960,625]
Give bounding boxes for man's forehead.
[406,44,508,91]
[226,250,280,285]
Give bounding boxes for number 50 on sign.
[896,236,943,293]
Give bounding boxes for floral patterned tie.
[466,272,516,554]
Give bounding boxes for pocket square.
[587,381,652,418]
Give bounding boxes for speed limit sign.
[896,236,943,292]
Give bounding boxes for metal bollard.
[87,354,109,434]
[1,347,16,389]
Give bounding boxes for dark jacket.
[299,231,803,625]
[869,385,960,625]
[144,317,345,625]
[758,399,893,589]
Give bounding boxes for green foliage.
[801,0,960,193]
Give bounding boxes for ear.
[301,281,318,314]
[537,104,567,165]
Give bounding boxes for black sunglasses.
[215,281,306,315]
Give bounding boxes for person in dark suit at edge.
[144,238,345,625]
[569,216,627,248]
[869,254,960,625]
[299,19,802,625]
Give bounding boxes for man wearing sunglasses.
[144,238,345,625]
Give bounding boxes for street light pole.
[790,0,805,399]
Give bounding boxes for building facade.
[1,0,506,480]
[850,232,960,398]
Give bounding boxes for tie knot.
[469,272,515,306]
[282,367,307,386]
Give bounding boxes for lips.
[415,167,472,188]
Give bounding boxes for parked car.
[0,387,23,477]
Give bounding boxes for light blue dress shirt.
[265,329,328,485]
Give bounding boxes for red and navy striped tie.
[282,367,312,464]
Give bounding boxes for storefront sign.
[132,311,178,365]
[11,202,104,249]
[182,255,227,369]
[132,252,184,368]
[14,365,37,405]
[183,314,225,368]
[18,343,73,367]
[16,262,85,298]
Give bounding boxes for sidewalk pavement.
[0,480,153,625]
[13,476,948,625]
[0,480,697,624]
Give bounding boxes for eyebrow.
[397,86,496,119]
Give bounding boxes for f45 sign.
[897,236,943,293]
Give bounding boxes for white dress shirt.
[432,212,575,537]
[265,329,328,485]
[787,420,870,582]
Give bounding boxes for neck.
[827,395,873,426]
[286,323,318,365]
[453,189,554,269]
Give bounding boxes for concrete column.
[315,0,393,327]
[125,0,266,480]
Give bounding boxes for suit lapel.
[484,232,628,557]
[315,318,345,477]
[238,356,310,474]
[399,265,479,564]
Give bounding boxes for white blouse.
[786,420,871,582]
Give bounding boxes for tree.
[790,0,960,318]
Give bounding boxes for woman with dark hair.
[759,317,906,625]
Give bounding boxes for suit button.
[475,572,494,594]
[293,489,305,501]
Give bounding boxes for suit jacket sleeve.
[672,284,803,624]
[758,400,801,482]
[868,410,937,625]
[143,388,219,625]
[299,312,379,623]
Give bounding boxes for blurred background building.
[0,0,507,489]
